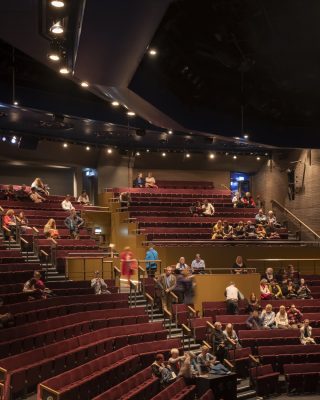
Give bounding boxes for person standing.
[157,267,177,312]
[180,269,195,305]
[120,246,137,286]
[225,282,241,314]
[145,243,159,276]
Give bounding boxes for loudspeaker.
[18,136,39,150]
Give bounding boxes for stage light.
[48,53,60,61]
[13,101,18,106]
[146,149,150,152]
[111,101,119,106]
[59,66,70,74]
[86,146,90,151]
[63,143,68,148]
[209,153,215,159]
[127,111,135,116]
[168,130,173,134]
[136,152,140,156]
[50,1,65,7]
[244,134,249,139]
[2,137,6,142]
[225,152,229,156]
[50,21,64,35]
[107,148,113,154]
[186,153,190,158]
[81,81,89,87]
[257,156,261,160]
[162,152,166,157]
[149,49,157,56]
[233,155,237,159]
[11,136,17,144]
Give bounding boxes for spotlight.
[257,156,261,160]
[11,136,17,144]
[146,149,150,153]
[209,153,215,159]
[127,111,135,116]
[233,155,237,159]
[244,134,249,139]
[161,152,166,157]
[81,81,89,87]
[86,146,90,151]
[13,101,18,106]
[148,49,157,56]
[48,40,61,62]
[50,21,64,35]
[225,152,229,156]
[136,152,140,156]
[2,137,6,142]
[50,1,65,7]
[48,53,60,61]
[63,143,68,148]
[111,101,120,106]
[186,153,190,158]
[168,130,173,134]
[265,153,268,156]
[59,66,70,74]
[107,148,113,154]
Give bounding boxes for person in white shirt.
[78,191,90,205]
[145,172,158,188]
[91,271,110,295]
[225,282,240,314]
[275,305,290,329]
[260,304,276,329]
[176,257,189,272]
[202,199,215,216]
[191,254,205,274]
[61,194,75,211]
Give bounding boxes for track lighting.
[50,21,64,35]
[81,81,89,87]
[59,66,70,74]
[127,111,135,116]
[50,1,65,7]
[112,101,120,106]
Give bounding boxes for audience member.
[286,278,298,299]
[178,351,199,378]
[145,243,159,276]
[275,305,290,329]
[120,246,137,286]
[222,220,233,239]
[180,269,195,305]
[168,348,184,375]
[145,172,158,188]
[247,292,260,313]
[77,191,90,205]
[300,319,316,345]
[256,224,266,240]
[202,199,215,216]
[64,210,84,239]
[297,278,313,299]
[260,279,272,300]
[269,280,283,299]
[265,221,280,239]
[211,322,228,362]
[261,267,274,283]
[234,221,245,239]
[244,220,257,239]
[31,177,49,195]
[0,312,14,329]
[91,270,110,294]
[287,264,299,283]
[232,255,247,274]
[223,323,241,349]
[44,218,59,239]
[119,191,131,208]
[196,345,230,375]
[190,201,202,216]
[255,209,267,225]
[191,253,205,274]
[212,220,223,240]
[232,191,240,208]
[267,210,279,227]
[133,172,145,188]
[241,192,256,207]
[225,281,241,314]
[246,309,265,330]
[3,209,16,241]
[287,304,303,329]
[260,304,276,329]
[175,256,189,272]
[17,211,30,233]
[151,353,176,387]
[30,187,45,203]
[16,184,29,200]
[61,194,75,211]
[157,266,177,313]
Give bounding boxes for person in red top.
[3,209,17,241]
[287,304,303,329]
[120,246,137,285]
[241,192,256,208]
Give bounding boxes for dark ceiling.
[0,0,320,150]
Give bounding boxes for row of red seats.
[150,377,196,400]
[156,180,214,189]
[284,363,320,394]
[0,324,170,400]
[108,187,230,196]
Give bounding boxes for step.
[237,385,252,394]
[237,390,258,400]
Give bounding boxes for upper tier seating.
[156,180,214,189]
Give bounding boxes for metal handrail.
[20,237,29,262]
[181,323,192,350]
[40,250,49,280]
[163,308,172,337]
[271,199,320,240]
[145,293,154,322]
[129,280,137,307]
[204,267,257,274]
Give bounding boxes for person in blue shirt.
[133,172,145,188]
[145,243,159,276]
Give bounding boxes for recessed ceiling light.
[11,136,17,144]
[146,149,150,152]
[136,152,140,156]
[244,134,249,139]
[86,146,90,151]
[50,1,65,7]
[127,111,135,116]
[63,143,68,148]
[50,21,64,35]
[162,152,166,157]
[149,49,157,56]
[257,156,261,160]
[107,148,113,154]
[265,153,268,156]
[48,53,60,61]
[111,101,120,106]
[168,130,173,134]
[81,81,89,87]
[186,153,190,158]
[233,155,237,159]
[209,153,215,159]
[59,67,70,74]
[225,152,229,156]
[13,101,18,106]
[2,137,6,142]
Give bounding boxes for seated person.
[145,172,158,188]
[255,209,267,225]
[202,199,215,216]
[77,191,90,205]
[30,187,45,203]
[241,192,256,208]
[190,201,202,216]
[246,309,265,330]
[287,304,303,329]
[191,253,205,274]
[234,221,245,239]
[260,278,272,300]
[64,210,84,239]
[31,177,49,196]
[244,220,257,239]
[286,278,298,299]
[175,256,189,272]
[232,191,240,208]
[267,210,280,227]
[91,271,110,294]
[260,304,276,329]
[168,348,184,376]
[3,209,17,241]
[247,292,261,313]
[223,323,241,349]
[16,184,29,200]
[0,312,14,329]
[178,351,199,378]
[297,278,313,299]
[261,267,275,283]
[222,220,233,239]
[44,218,60,239]
[256,224,266,240]
[5,184,16,200]
[133,172,145,188]
[61,194,75,211]
[287,264,300,283]
[151,353,176,386]
[119,191,131,208]
[300,319,316,345]
[196,345,230,375]
[265,221,280,239]
[232,255,247,274]
[212,220,223,240]
[275,305,290,329]
[23,276,45,300]
[269,279,283,299]
[211,322,228,362]
[17,211,30,233]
